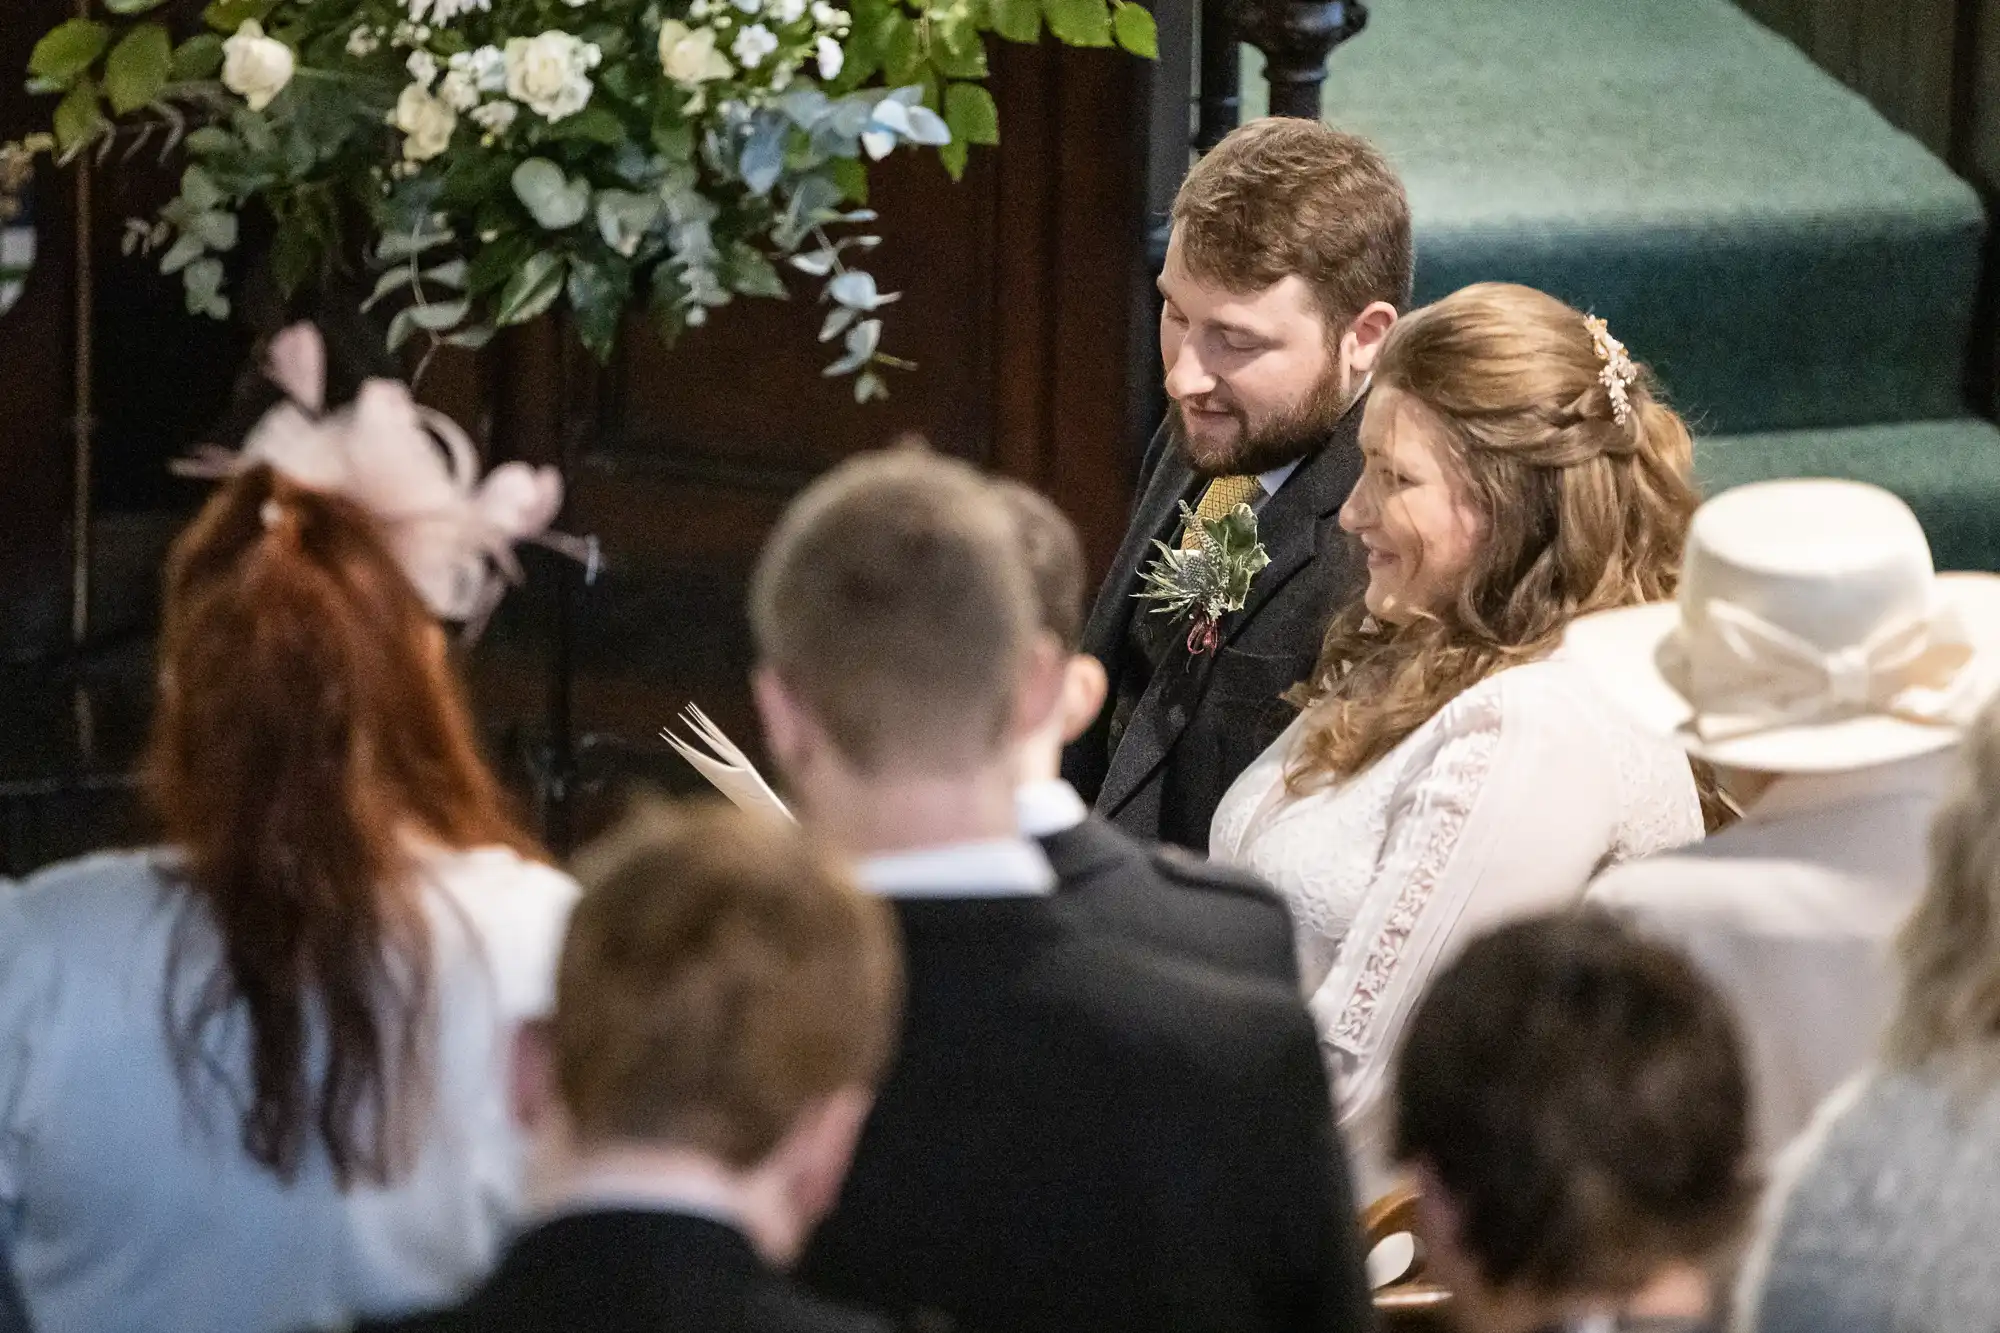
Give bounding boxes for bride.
[1210,283,1711,1198]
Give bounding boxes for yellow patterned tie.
[1181,474,1262,549]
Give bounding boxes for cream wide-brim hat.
[1562,479,2000,774]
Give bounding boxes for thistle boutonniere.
[1134,501,1271,656]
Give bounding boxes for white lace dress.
[1210,655,1704,1200]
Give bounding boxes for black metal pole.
[1234,0,1368,122]
[1195,0,1240,152]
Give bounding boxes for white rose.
[470,100,518,137]
[731,23,778,69]
[504,32,596,122]
[770,0,806,22]
[658,20,733,85]
[392,83,458,161]
[815,34,843,79]
[437,69,479,111]
[451,44,507,91]
[221,21,296,113]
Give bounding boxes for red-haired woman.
[0,329,580,1333]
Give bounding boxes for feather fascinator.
[176,322,595,635]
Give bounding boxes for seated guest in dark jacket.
[1392,912,1755,1333]
[356,802,902,1333]
[752,450,1374,1333]
[993,479,1299,986]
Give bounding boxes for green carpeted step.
[1697,418,2000,570]
[1242,0,1986,436]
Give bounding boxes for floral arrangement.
[4,0,1155,397]
[1136,501,1269,656]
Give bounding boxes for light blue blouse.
[0,846,578,1333]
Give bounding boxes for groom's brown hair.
[1174,117,1412,332]
[750,449,1038,772]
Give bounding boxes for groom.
[1065,118,1412,851]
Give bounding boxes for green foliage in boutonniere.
[1134,500,1270,656]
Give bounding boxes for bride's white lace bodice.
[1209,655,1704,1198]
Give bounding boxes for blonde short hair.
[557,800,902,1165]
[1888,700,2000,1069]
[749,449,1038,773]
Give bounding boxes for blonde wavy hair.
[1286,283,1699,794]
[1886,701,2000,1070]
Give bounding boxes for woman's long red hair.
[147,465,541,1187]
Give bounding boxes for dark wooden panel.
[1735,0,1960,153]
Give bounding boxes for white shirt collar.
[537,1162,747,1230]
[1015,779,1090,839]
[1257,458,1302,497]
[856,838,1058,899]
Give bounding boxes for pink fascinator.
[177,323,597,635]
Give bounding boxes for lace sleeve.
[1308,674,1627,1188]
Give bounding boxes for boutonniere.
[1134,501,1271,656]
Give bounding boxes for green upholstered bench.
[1241,0,1987,436]
[1698,419,2000,571]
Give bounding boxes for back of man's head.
[1394,911,1752,1307]
[558,800,902,1166]
[750,449,1039,775]
[1173,117,1412,330]
[989,480,1086,652]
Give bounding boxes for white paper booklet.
[661,704,794,823]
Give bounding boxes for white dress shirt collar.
[538,1161,748,1231]
[1257,457,1302,499]
[856,838,1058,898]
[1015,779,1090,839]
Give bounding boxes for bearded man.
[1065,117,1413,852]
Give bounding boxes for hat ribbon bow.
[1664,598,1978,741]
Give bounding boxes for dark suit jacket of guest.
[1064,403,1368,852]
[799,894,1373,1333]
[354,1211,888,1333]
[1039,813,1299,986]
[0,1242,27,1333]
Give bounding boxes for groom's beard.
[1171,359,1358,480]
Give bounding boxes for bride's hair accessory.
[176,322,597,636]
[1584,314,1637,426]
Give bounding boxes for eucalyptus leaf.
[53,81,106,157]
[159,231,206,275]
[1111,0,1158,57]
[737,117,788,197]
[827,269,879,310]
[937,139,968,180]
[170,33,225,82]
[188,209,239,251]
[183,126,234,156]
[511,158,589,231]
[181,164,226,212]
[789,249,836,276]
[496,250,566,326]
[30,20,110,89]
[446,326,496,350]
[944,83,1000,146]
[854,370,889,403]
[727,248,787,299]
[903,105,951,147]
[595,189,662,258]
[408,298,471,331]
[386,306,420,353]
[423,259,469,289]
[361,266,414,313]
[377,227,453,262]
[105,24,171,113]
[824,317,881,375]
[183,256,230,319]
[990,0,1042,43]
[104,0,172,13]
[819,304,857,342]
[1042,0,1114,46]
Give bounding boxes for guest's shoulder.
[1146,841,1286,911]
[417,844,580,928]
[4,847,175,933]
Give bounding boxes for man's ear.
[1010,631,1069,744]
[1342,300,1399,377]
[509,1018,558,1133]
[752,665,808,773]
[1059,653,1109,745]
